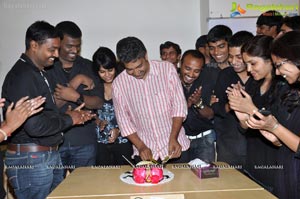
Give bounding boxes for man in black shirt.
[212,31,254,169]
[180,50,216,162]
[1,21,94,199]
[49,21,103,175]
[206,25,232,70]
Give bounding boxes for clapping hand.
[2,96,46,135]
[227,83,257,115]
[65,103,96,125]
[187,86,202,108]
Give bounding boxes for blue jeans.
[189,130,216,163]
[5,150,63,199]
[59,144,96,176]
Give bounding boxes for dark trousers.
[96,142,133,166]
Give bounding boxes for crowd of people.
[0,10,300,199]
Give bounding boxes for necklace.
[62,67,72,73]
[182,83,192,92]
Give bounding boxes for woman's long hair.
[271,31,300,112]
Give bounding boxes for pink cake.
[132,161,163,184]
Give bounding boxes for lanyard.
[40,70,56,105]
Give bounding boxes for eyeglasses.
[274,59,289,69]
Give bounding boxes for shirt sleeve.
[72,60,104,100]
[168,65,187,119]
[112,80,136,137]
[23,110,73,137]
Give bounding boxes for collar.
[19,53,41,72]
[148,60,158,77]
[53,56,81,68]
[53,56,82,76]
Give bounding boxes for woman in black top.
[227,35,288,196]
[245,31,300,199]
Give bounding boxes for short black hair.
[228,31,254,48]
[25,21,59,50]
[159,41,181,56]
[55,21,82,39]
[93,46,117,71]
[181,49,205,65]
[282,16,300,31]
[195,35,207,49]
[116,36,147,63]
[256,10,283,33]
[92,46,123,81]
[207,25,232,43]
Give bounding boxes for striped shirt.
[112,60,190,160]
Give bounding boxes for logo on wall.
[230,2,246,17]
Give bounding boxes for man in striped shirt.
[112,37,190,163]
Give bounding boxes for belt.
[186,129,213,140]
[7,144,58,153]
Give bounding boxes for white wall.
[0,0,201,96]
[208,17,258,35]
[199,0,210,34]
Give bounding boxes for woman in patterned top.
[93,47,133,165]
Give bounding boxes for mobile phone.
[253,109,271,120]
[258,109,271,116]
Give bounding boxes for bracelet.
[270,121,279,131]
[0,128,8,141]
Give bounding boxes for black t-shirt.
[182,66,220,136]
[47,56,104,146]
[212,67,254,165]
[268,84,300,198]
[1,54,73,146]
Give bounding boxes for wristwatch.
[76,93,84,104]
[194,98,205,110]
